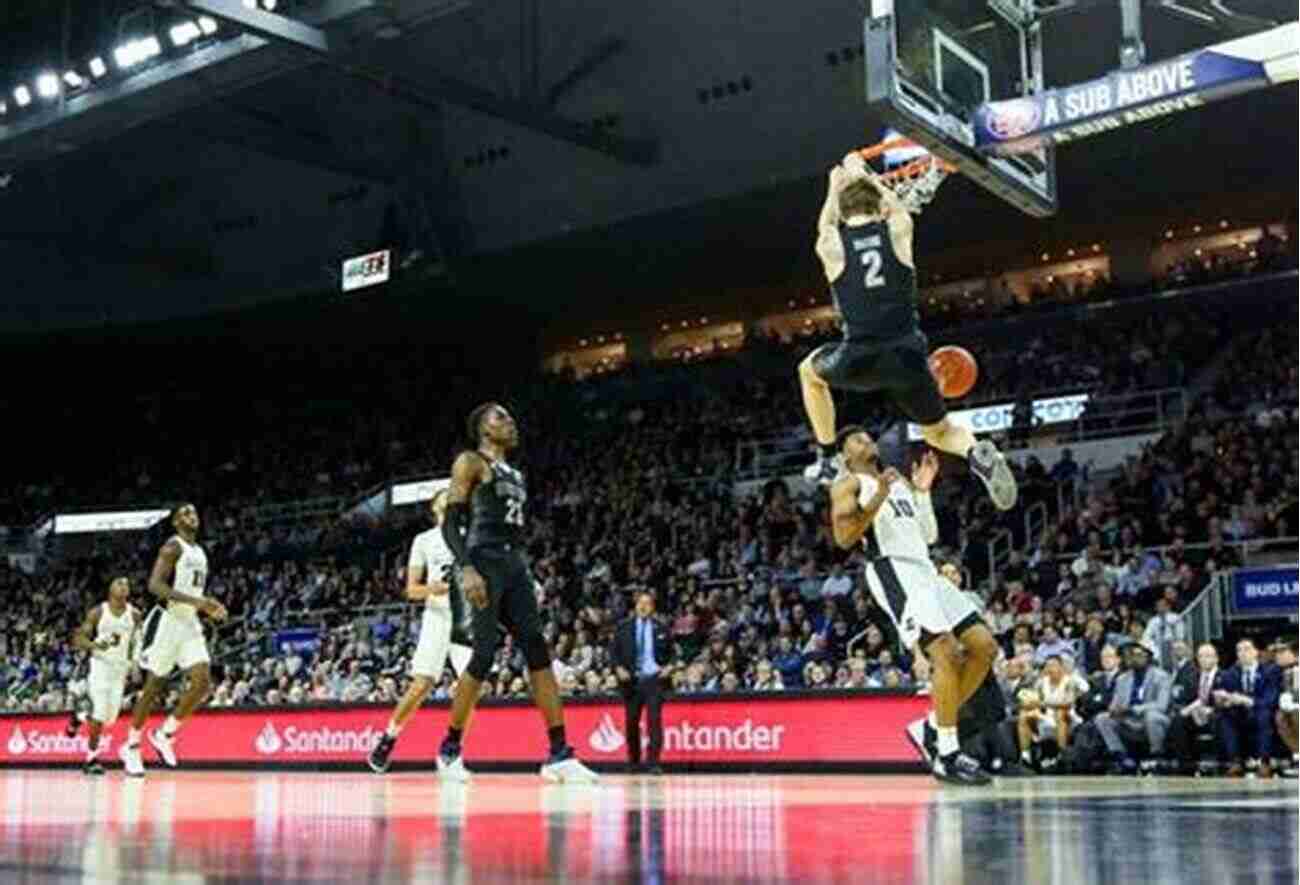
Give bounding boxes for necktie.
[1199,672,1210,704]
[1245,668,1254,694]
[637,621,645,662]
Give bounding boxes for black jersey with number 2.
[467,456,527,550]
[828,219,918,342]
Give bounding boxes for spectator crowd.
[0,265,1294,780]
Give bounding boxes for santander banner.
[0,694,927,767]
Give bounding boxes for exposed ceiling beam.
[181,0,331,54]
[545,37,626,109]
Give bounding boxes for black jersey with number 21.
[828,219,918,342]
[467,456,527,549]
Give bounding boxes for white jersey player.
[829,426,999,786]
[120,504,228,777]
[368,489,474,774]
[69,578,139,775]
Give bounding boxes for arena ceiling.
[0,0,1294,330]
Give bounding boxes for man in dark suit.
[1168,642,1228,774]
[1166,641,1196,706]
[611,591,672,773]
[1215,638,1283,778]
[1078,644,1123,721]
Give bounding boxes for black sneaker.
[904,718,938,766]
[368,734,396,773]
[802,455,840,488]
[934,751,992,786]
[83,760,105,776]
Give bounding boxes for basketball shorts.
[810,329,947,425]
[864,557,982,651]
[87,660,128,724]
[467,544,544,649]
[137,606,210,678]
[410,597,474,679]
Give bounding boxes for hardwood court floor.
[0,770,1294,883]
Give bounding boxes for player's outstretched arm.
[831,472,893,549]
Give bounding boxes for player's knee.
[521,632,551,671]
[925,634,961,674]
[960,626,997,668]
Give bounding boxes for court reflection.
[0,773,1293,884]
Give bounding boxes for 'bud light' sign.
[1230,566,1299,618]
[341,249,391,293]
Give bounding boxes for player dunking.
[67,577,139,775]
[830,429,999,785]
[119,504,227,777]
[368,489,474,773]
[799,152,1016,512]
[436,402,598,783]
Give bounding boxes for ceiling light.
[63,71,84,89]
[170,22,201,47]
[35,73,59,99]
[13,85,31,107]
[198,17,218,36]
[88,57,107,78]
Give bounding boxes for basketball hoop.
[856,138,956,215]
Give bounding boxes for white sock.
[86,745,100,761]
[386,721,402,739]
[936,726,959,757]
[927,711,938,731]
[162,716,181,737]
[127,727,142,747]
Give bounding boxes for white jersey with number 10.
[856,473,930,562]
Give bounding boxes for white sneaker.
[540,756,600,784]
[437,753,472,783]
[119,742,145,778]
[148,729,178,768]
[968,440,1017,511]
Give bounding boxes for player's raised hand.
[911,451,940,491]
[879,467,904,488]
[842,151,868,175]
[203,599,228,622]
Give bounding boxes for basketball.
[929,346,978,399]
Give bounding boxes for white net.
[879,155,952,215]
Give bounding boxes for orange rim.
[856,138,957,180]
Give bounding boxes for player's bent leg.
[925,633,991,786]
[952,620,998,706]
[122,673,166,777]
[921,419,1017,511]
[150,661,210,768]
[799,349,843,487]
[370,676,435,774]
